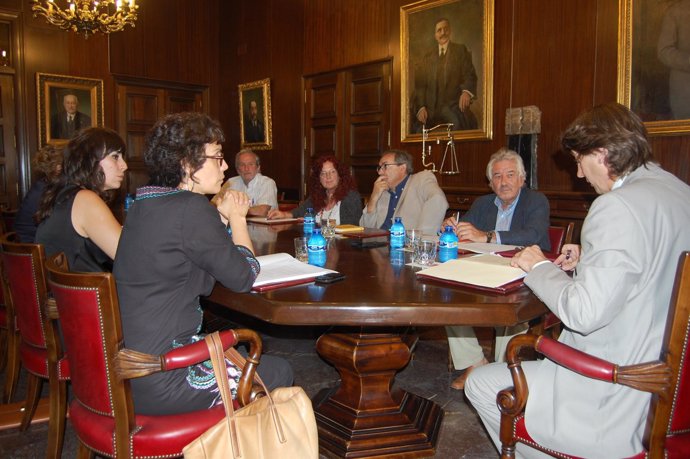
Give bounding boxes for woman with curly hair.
[113,112,292,415]
[268,154,362,225]
[35,127,127,272]
[15,145,64,243]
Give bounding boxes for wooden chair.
[0,232,69,459]
[0,255,20,401]
[44,252,263,459]
[497,251,690,458]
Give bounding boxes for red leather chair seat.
[0,305,6,326]
[70,401,227,457]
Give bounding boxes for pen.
[455,211,460,222]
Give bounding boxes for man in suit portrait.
[413,17,478,132]
[243,99,265,143]
[50,93,92,140]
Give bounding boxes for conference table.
[206,224,547,459]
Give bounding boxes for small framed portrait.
[238,78,273,150]
[617,0,690,135]
[37,73,104,147]
[401,0,494,142]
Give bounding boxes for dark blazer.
[50,111,92,139]
[413,41,478,129]
[460,186,551,251]
[244,117,265,143]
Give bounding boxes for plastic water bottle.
[439,225,459,262]
[390,217,405,249]
[303,207,315,235]
[124,193,134,213]
[307,228,327,267]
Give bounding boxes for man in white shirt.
[217,149,278,217]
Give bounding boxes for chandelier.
[31,0,138,37]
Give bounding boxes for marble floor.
[0,308,499,458]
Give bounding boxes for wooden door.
[0,72,17,209]
[344,60,391,193]
[303,60,391,198]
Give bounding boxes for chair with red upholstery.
[0,232,69,458]
[497,251,690,458]
[44,252,263,459]
[0,258,22,404]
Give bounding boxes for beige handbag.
[183,332,319,459]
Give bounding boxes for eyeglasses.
[320,169,338,178]
[204,155,225,167]
[376,163,403,172]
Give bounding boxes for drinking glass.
[321,218,336,238]
[405,229,422,250]
[293,237,309,262]
[414,239,437,266]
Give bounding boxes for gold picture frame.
[238,78,273,150]
[617,0,690,135]
[37,72,104,148]
[401,0,494,142]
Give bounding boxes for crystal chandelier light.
[31,0,138,37]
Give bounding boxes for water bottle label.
[439,240,458,249]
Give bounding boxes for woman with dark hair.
[35,127,127,272]
[113,112,292,415]
[267,155,362,225]
[15,145,64,242]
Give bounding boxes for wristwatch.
[486,231,494,243]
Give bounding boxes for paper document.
[253,253,336,288]
[247,216,301,225]
[416,253,526,288]
[457,242,521,254]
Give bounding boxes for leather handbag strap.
[224,344,287,444]
[205,333,241,456]
[204,332,287,448]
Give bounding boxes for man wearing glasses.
[360,149,447,235]
[215,149,278,217]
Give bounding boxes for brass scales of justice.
[421,123,460,175]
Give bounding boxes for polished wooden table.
[206,225,546,458]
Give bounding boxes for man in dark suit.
[243,100,264,143]
[443,148,550,390]
[50,93,92,140]
[413,17,478,131]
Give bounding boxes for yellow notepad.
[335,224,364,234]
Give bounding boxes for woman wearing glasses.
[36,127,128,272]
[113,112,292,415]
[267,154,362,225]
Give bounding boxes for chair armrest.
[114,329,261,385]
[536,335,616,381]
[163,330,238,370]
[44,297,59,320]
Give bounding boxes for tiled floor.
[0,310,498,458]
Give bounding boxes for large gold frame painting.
[238,78,273,150]
[617,0,690,135]
[37,73,104,148]
[401,0,494,142]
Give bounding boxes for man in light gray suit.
[360,149,447,236]
[465,102,690,458]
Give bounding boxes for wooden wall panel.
[219,0,304,198]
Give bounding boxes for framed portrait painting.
[401,0,494,142]
[617,0,690,135]
[238,78,273,150]
[37,73,104,147]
